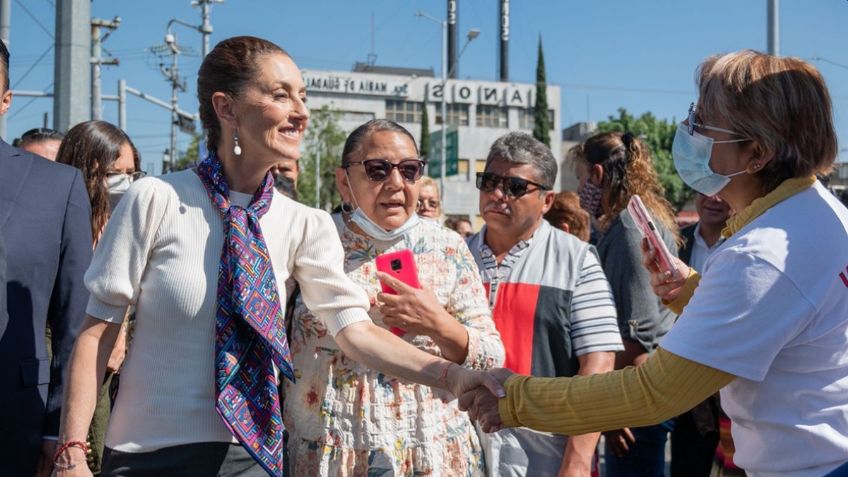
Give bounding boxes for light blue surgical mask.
[672,123,749,197]
[345,171,420,242]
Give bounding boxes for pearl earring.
[233,132,242,156]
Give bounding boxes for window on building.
[385,100,423,124]
[476,105,508,128]
[435,103,470,126]
[458,159,470,175]
[339,111,375,123]
[518,108,556,130]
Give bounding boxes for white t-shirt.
[688,223,723,273]
[662,181,848,477]
[85,170,371,452]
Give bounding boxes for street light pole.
[439,18,447,202]
[416,13,480,203]
[416,11,448,201]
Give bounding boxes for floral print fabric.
[284,215,504,477]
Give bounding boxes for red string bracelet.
[438,362,455,389]
[53,440,89,463]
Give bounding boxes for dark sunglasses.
[345,159,426,183]
[475,172,550,199]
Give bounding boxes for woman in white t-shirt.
[53,36,500,477]
[459,50,848,477]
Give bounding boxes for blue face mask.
[350,207,420,242]
[672,123,748,197]
[345,171,420,242]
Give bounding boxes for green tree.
[171,133,203,171]
[533,36,551,147]
[420,102,430,161]
[597,108,692,209]
[298,105,347,210]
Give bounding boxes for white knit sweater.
[84,170,371,452]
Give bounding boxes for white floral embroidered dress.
[284,216,504,477]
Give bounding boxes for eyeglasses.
[417,198,440,210]
[344,159,425,183]
[685,102,749,143]
[475,172,550,199]
[106,170,147,181]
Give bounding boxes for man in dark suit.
[670,192,731,477]
[0,40,93,476]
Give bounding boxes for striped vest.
[468,220,591,378]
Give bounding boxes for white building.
[302,66,562,225]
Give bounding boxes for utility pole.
[416,11,478,202]
[153,32,187,174]
[91,17,120,121]
[192,0,223,57]
[54,0,91,132]
[767,0,779,56]
[0,0,10,138]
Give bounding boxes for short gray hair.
[485,132,557,189]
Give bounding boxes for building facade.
[302,68,562,224]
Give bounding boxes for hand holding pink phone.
[627,195,679,280]
[375,249,421,336]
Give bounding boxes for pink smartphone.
[627,195,679,280]
[375,249,421,336]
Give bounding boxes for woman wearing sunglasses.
[56,39,503,477]
[55,120,144,474]
[460,50,848,477]
[283,119,503,476]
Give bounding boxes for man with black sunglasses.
[467,132,623,477]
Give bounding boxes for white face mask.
[345,170,420,241]
[106,174,133,211]
[672,123,749,197]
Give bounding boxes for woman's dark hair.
[197,36,289,154]
[13,127,64,148]
[56,120,139,242]
[341,119,419,166]
[570,131,679,243]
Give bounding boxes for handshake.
[445,365,516,433]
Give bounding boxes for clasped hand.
[448,366,514,433]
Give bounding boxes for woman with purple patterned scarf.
[54,36,502,477]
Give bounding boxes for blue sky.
[6,0,848,175]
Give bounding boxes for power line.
[9,82,53,120]
[812,56,848,71]
[555,82,692,96]
[13,0,53,39]
[12,45,52,89]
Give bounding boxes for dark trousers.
[605,422,672,477]
[101,442,268,477]
[670,411,719,477]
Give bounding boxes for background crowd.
[1,33,847,477]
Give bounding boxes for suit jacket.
[0,140,92,475]
[678,223,697,266]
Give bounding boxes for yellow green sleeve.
[498,347,734,435]
[665,269,701,315]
